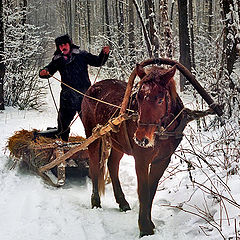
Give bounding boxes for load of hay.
[7,129,89,182]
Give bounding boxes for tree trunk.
[132,0,152,58]
[0,0,4,110]
[177,0,192,91]
[189,0,195,70]
[145,0,159,57]
[117,0,124,47]
[104,0,111,47]
[71,0,77,42]
[160,0,173,58]
[208,0,213,39]
[220,0,239,88]
[128,0,135,66]
[170,0,175,24]
[87,0,91,47]
[21,0,27,43]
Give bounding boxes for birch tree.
[3,0,47,109]
[132,0,153,57]
[159,0,173,58]
[0,0,4,110]
[128,0,135,65]
[220,0,240,86]
[144,0,159,57]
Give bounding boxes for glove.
[39,68,51,78]
[102,46,110,55]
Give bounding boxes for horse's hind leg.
[88,139,102,208]
[107,149,131,212]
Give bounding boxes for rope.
[47,79,59,114]
[49,74,135,113]
[92,53,106,84]
[92,65,102,84]
[157,108,186,136]
[47,77,81,136]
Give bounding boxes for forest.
[0,1,240,239]
[0,0,239,119]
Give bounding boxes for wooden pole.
[120,68,137,114]
[39,114,128,173]
[141,58,223,117]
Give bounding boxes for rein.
[46,77,81,135]
[138,108,186,139]
[49,74,135,113]
[47,79,59,113]
[155,108,186,138]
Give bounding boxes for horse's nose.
[142,137,149,146]
[135,137,150,147]
[134,128,154,148]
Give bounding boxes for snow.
[0,75,240,240]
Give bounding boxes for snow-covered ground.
[0,75,239,240]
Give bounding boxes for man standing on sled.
[39,34,110,141]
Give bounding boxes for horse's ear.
[136,64,146,79]
[159,65,177,86]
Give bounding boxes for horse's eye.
[158,98,163,104]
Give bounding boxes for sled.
[7,129,89,187]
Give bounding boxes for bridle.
[136,82,172,129]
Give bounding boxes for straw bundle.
[7,130,89,174]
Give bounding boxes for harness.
[134,79,184,139]
[47,73,215,154]
[37,58,219,176]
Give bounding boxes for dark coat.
[41,45,109,110]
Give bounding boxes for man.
[39,34,110,141]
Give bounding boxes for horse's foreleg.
[148,157,171,226]
[108,149,131,212]
[88,139,102,208]
[135,160,154,237]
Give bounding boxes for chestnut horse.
[81,64,185,236]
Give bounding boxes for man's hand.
[102,46,110,55]
[39,69,50,78]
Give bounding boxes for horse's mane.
[139,66,178,101]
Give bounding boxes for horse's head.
[134,64,177,148]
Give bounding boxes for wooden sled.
[7,129,89,187]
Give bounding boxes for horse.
[81,63,185,237]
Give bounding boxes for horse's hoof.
[119,203,131,212]
[139,223,155,238]
[91,194,101,208]
[139,229,154,238]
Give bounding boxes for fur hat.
[55,34,72,47]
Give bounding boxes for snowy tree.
[218,0,240,119]
[0,0,4,110]
[144,0,160,58]
[220,0,240,86]
[1,0,239,122]
[128,0,135,65]
[3,0,49,110]
[177,0,191,91]
[159,0,174,58]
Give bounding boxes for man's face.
[59,43,71,55]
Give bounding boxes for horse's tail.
[98,136,112,195]
[98,164,107,196]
